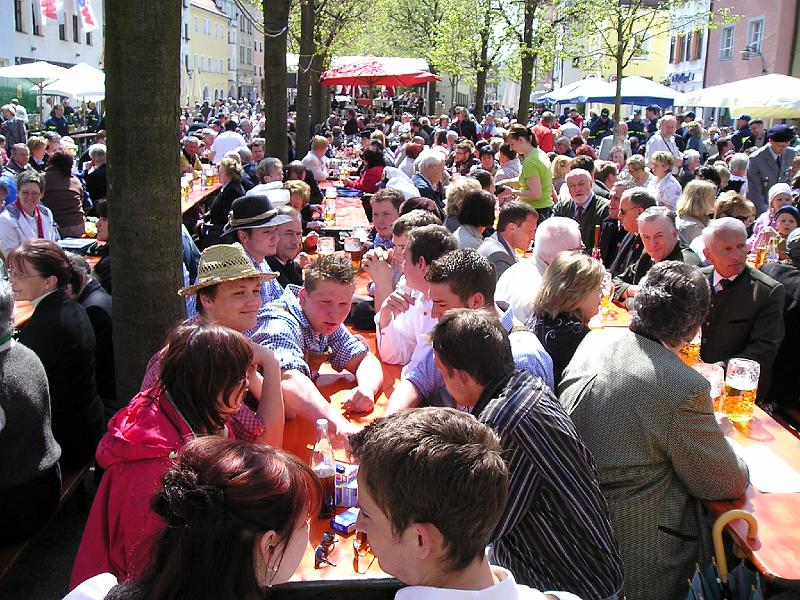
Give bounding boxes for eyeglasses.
[7,269,41,280]
[353,530,376,574]
[569,242,586,252]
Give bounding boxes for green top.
[518,148,553,209]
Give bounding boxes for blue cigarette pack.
[331,507,359,535]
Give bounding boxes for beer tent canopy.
[675,74,800,119]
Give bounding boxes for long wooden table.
[707,408,800,587]
[275,331,404,598]
[181,182,221,214]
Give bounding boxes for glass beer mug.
[722,358,760,422]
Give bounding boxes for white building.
[11,0,104,69]
[665,0,710,94]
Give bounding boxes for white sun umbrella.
[0,61,70,124]
[675,74,800,119]
[39,62,105,101]
[539,78,615,104]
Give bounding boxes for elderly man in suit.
[608,187,656,276]
[478,201,538,279]
[553,168,609,253]
[412,151,446,211]
[746,125,798,215]
[559,261,750,600]
[700,218,785,401]
[613,206,701,303]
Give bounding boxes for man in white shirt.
[495,217,582,323]
[645,115,683,174]
[209,120,247,164]
[375,224,457,373]
[10,99,28,124]
[350,407,580,600]
[246,157,290,206]
[302,135,330,182]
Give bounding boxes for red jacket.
[344,165,384,193]
[69,387,233,590]
[533,123,556,153]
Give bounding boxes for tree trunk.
[105,0,184,403]
[427,75,437,118]
[264,0,290,160]
[473,9,491,120]
[295,0,315,154]
[517,0,536,120]
[311,71,325,133]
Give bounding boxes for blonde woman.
[528,252,604,387]
[676,180,717,245]
[550,155,572,197]
[443,176,481,233]
[684,121,705,160]
[646,151,681,210]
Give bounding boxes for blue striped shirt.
[475,369,624,599]
[406,307,555,399]
[252,285,368,378]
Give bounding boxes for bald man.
[700,218,785,400]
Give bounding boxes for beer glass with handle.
[722,358,760,423]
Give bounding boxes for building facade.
[705,0,800,86]
[187,0,231,104]
[665,0,710,94]
[8,0,104,69]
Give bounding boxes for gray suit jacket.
[746,144,798,214]
[478,232,517,279]
[559,329,749,600]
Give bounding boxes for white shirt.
[559,123,580,138]
[302,150,328,182]
[399,156,417,179]
[246,181,291,206]
[395,566,582,600]
[712,269,742,293]
[0,203,60,256]
[375,278,436,374]
[495,255,547,324]
[645,133,682,174]
[497,158,521,182]
[13,104,28,124]
[62,573,118,599]
[210,130,248,164]
[646,174,682,210]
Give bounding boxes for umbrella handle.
[712,509,758,584]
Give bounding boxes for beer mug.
[600,271,613,322]
[679,330,702,367]
[722,358,760,422]
[693,362,725,412]
[344,236,364,270]
[317,237,336,256]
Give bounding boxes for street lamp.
[740,44,767,74]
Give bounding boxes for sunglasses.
[353,530,376,574]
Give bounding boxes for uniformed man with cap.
[747,124,798,214]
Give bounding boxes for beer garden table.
[592,304,800,587]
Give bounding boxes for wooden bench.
[0,462,92,585]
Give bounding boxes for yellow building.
[188,0,231,104]
[602,18,670,83]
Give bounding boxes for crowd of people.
[2,93,800,600]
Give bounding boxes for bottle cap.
[316,418,329,428]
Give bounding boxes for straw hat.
[178,242,277,296]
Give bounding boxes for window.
[58,11,66,40]
[184,23,189,41]
[73,15,80,42]
[201,56,206,71]
[683,32,691,61]
[14,0,23,32]
[747,18,764,53]
[669,36,675,63]
[194,16,198,32]
[194,54,199,70]
[31,4,40,36]
[692,30,704,61]
[86,31,92,45]
[719,25,735,60]
[675,33,685,62]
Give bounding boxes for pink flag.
[75,0,99,32]
[39,0,62,22]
